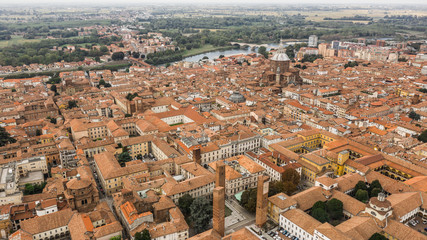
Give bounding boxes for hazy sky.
[3,0,427,6]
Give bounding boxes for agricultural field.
[0,35,43,48]
[284,8,427,22]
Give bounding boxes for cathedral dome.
[228,91,246,103]
[271,40,290,62]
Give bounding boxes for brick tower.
[192,148,201,165]
[256,175,269,228]
[213,187,225,236]
[215,161,226,188]
[212,161,226,236]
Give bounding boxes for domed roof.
[369,193,391,209]
[228,91,246,103]
[66,177,92,190]
[271,40,290,62]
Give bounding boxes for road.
[225,198,256,234]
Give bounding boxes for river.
[181,43,282,62]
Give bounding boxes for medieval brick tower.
[213,161,226,237]
[256,175,269,228]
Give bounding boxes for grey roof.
[271,41,290,62]
[228,91,246,103]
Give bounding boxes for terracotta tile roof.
[281,209,321,234]
[20,208,75,235]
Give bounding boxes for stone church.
[261,40,302,89]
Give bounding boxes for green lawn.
[225,205,232,217]
[0,35,43,48]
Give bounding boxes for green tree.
[368,180,382,196]
[134,229,151,240]
[311,208,328,223]
[190,197,212,234]
[369,233,387,240]
[36,129,42,136]
[354,181,367,193]
[110,236,121,240]
[100,46,109,53]
[245,189,258,213]
[118,152,133,167]
[370,188,382,198]
[408,111,421,121]
[67,100,78,109]
[326,198,343,220]
[178,194,194,218]
[240,188,257,213]
[369,180,382,191]
[24,184,35,195]
[258,46,269,58]
[283,181,297,195]
[312,201,326,211]
[112,52,125,61]
[418,130,427,143]
[268,181,284,196]
[50,84,57,93]
[0,126,16,147]
[408,111,420,121]
[282,168,300,186]
[355,189,369,203]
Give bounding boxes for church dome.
[271,40,290,62]
[228,91,246,103]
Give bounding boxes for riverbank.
[182,44,233,58]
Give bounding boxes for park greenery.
[177,194,212,234]
[0,126,17,147]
